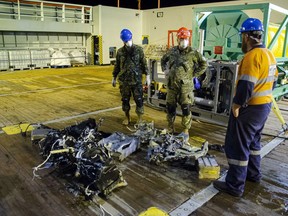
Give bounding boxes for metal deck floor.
[0,66,287,216]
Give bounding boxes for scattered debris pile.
[32,118,127,198]
[32,119,212,199]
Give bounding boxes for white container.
[9,50,31,70]
[30,50,51,68]
[0,50,9,71]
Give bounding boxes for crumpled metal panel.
[148,131,209,165]
[129,121,155,143]
[98,132,140,161]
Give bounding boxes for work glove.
[146,74,151,86]
[112,77,117,87]
[193,77,201,90]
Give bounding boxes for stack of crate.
[30,50,51,69]
[0,50,9,71]
[9,50,31,70]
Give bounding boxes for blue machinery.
[148,3,288,128]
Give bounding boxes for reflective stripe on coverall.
[224,103,271,194]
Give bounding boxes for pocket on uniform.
[182,62,191,72]
[181,79,191,85]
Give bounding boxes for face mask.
[125,40,133,47]
[179,39,189,49]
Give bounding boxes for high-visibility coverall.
[225,44,278,194]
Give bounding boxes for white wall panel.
[3,32,15,48]
[142,0,288,46]
[143,6,192,45]
[93,6,142,64]
[92,6,100,35]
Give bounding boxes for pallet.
[30,64,51,70]
[50,65,71,68]
[32,66,51,70]
[10,67,31,71]
[71,63,85,67]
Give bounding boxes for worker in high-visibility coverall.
[161,27,207,141]
[213,18,278,197]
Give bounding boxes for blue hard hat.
[120,29,132,42]
[239,18,264,33]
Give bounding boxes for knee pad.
[181,104,190,116]
[122,98,130,112]
[122,98,130,106]
[135,97,143,108]
[167,103,176,116]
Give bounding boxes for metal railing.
[0,0,92,23]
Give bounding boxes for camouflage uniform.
[113,44,148,115]
[161,46,207,130]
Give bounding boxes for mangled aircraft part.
[128,121,156,143]
[148,131,209,165]
[99,121,158,161]
[98,132,140,161]
[31,128,55,143]
[32,118,126,198]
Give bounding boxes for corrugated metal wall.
[0,32,85,48]
[0,0,91,70]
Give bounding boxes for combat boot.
[167,123,175,134]
[183,128,189,135]
[167,115,175,134]
[122,112,131,126]
[137,113,143,124]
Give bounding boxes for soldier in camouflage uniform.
[112,29,150,125]
[161,27,207,140]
